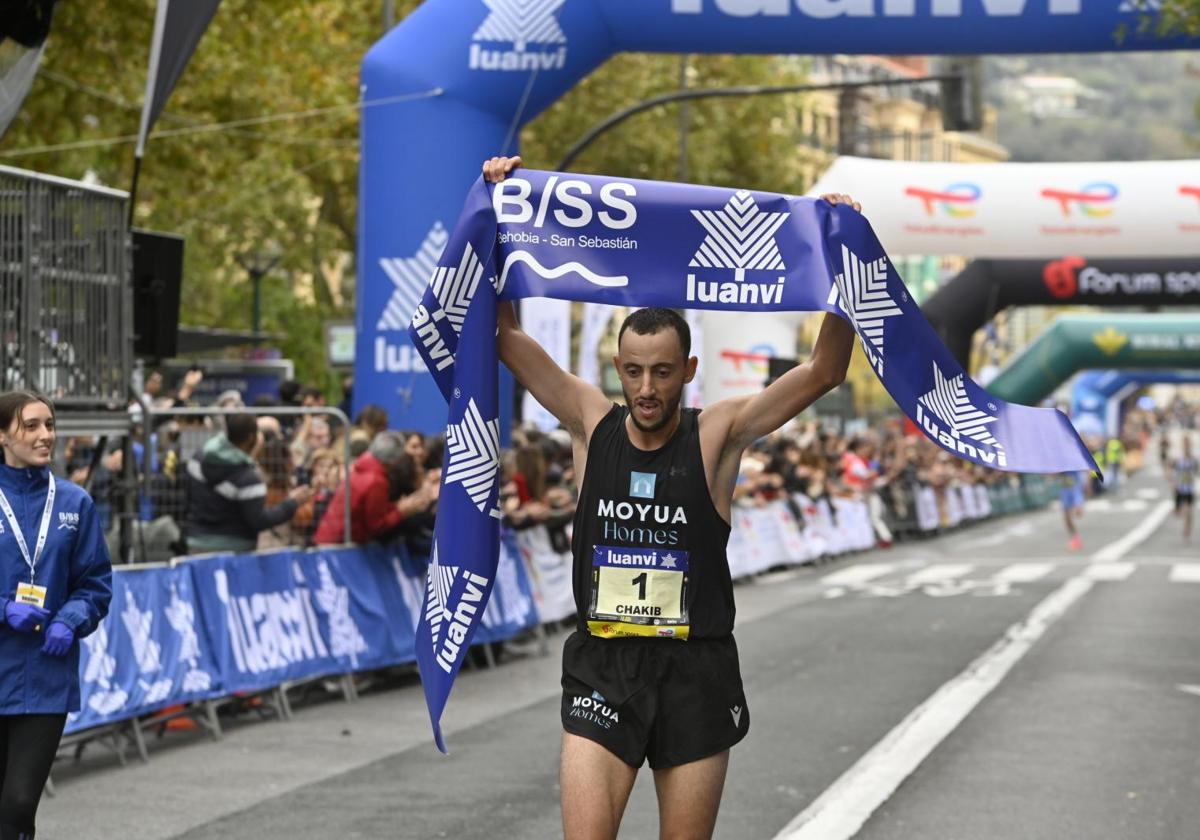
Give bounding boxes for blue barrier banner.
[69,566,223,734]
[356,0,1196,431]
[67,541,540,736]
[190,548,419,694]
[407,169,1100,747]
[469,531,539,645]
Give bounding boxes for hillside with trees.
[986,52,1199,162]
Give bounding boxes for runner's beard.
[625,386,683,434]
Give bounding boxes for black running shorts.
[1177,489,1195,510]
[560,631,749,770]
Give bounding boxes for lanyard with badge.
[0,479,55,610]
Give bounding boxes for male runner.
[1059,470,1087,552]
[1169,436,1196,541]
[484,156,859,840]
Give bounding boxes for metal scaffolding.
[0,164,132,407]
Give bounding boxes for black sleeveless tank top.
[571,404,735,640]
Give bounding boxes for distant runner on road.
[1169,437,1196,542]
[1059,470,1088,552]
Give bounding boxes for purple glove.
[4,601,49,633]
[41,621,75,657]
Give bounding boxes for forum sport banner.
[407,169,1099,750]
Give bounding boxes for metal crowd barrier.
[118,406,355,562]
[0,165,131,404]
[50,473,1067,781]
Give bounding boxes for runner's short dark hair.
[618,308,691,358]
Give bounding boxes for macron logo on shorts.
[730,705,743,728]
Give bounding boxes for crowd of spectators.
[58,371,445,562]
[57,365,1158,564]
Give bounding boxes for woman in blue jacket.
[0,392,111,840]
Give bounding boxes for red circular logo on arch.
[1043,256,1086,299]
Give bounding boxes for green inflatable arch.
[987,314,1200,405]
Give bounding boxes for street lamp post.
[235,243,283,342]
[554,70,976,172]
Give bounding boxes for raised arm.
[498,301,610,439]
[713,193,863,451]
[483,155,611,438]
[723,311,854,451]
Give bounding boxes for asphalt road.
[39,448,1200,840]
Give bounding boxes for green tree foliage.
[521,53,813,193]
[1,0,421,390]
[3,4,816,389]
[987,52,1199,161]
[1129,0,1200,36]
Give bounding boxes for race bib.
[587,545,690,640]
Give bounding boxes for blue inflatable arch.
[356,0,1194,431]
[1073,369,1200,438]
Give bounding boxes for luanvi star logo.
[915,362,1008,468]
[428,242,488,338]
[919,363,1002,449]
[379,222,447,330]
[474,0,566,50]
[686,190,789,305]
[828,244,902,376]
[444,398,502,518]
[469,0,569,71]
[689,190,788,283]
[425,546,459,651]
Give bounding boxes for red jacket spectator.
[841,440,878,494]
[313,451,403,545]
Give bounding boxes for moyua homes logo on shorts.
[569,690,620,730]
[426,546,491,674]
[469,0,568,72]
[686,190,789,305]
[915,361,1007,467]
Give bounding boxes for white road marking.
[821,564,897,586]
[753,568,805,585]
[1091,500,1173,562]
[773,576,1094,840]
[1178,684,1200,698]
[1083,562,1137,581]
[960,521,1033,549]
[1136,488,1161,500]
[1169,564,1200,584]
[907,564,973,585]
[1121,499,1149,512]
[992,563,1055,583]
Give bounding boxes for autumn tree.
[4,3,821,388]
